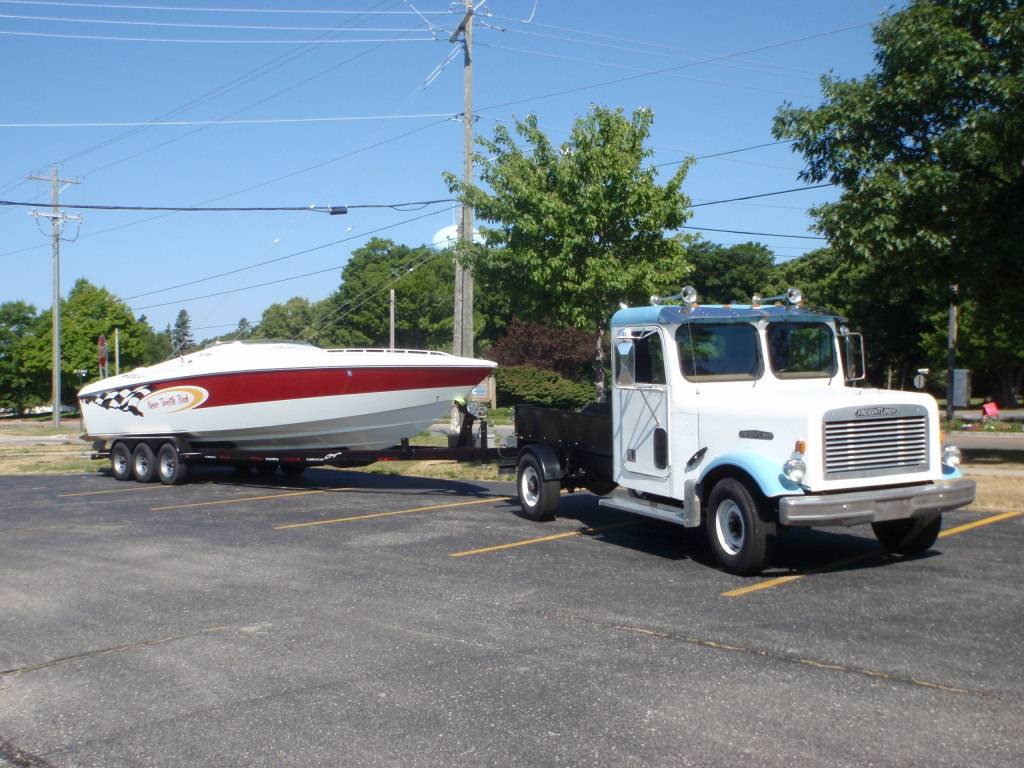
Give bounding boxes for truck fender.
[699,452,802,499]
[519,443,565,482]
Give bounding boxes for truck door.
[613,327,672,496]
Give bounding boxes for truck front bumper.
[778,478,976,527]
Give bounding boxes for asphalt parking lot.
[1,468,1022,767]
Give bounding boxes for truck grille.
[823,406,929,479]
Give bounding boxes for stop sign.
[98,335,108,368]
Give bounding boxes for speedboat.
[78,340,496,451]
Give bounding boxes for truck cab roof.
[611,303,842,327]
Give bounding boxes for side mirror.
[614,339,636,387]
[841,330,866,382]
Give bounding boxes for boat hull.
[80,358,494,451]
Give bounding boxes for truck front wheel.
[516,453,559,522]
[872,515,941,556]
[706,478,776,576]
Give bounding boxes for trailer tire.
[872,515,941,556]
[110,442,133,481]
[705,478,775,576]
[157,442,188,485]
[132,443,158,483]
[516,453,559,522]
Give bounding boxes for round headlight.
[942,444,962,467]
[784,457,807,484]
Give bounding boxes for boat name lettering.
[140,386,209,414]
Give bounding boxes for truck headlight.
[942,445,962,468]
[784,457,807,484]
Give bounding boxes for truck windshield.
[766,322,838,378]
[676,323,762,381]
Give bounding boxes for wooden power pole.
[451,0,474,358]
[28,166,80,427]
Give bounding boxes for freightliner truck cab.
[513,287,976,575]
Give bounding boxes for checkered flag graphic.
[83,385,153,417]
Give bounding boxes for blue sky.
[0,0,900,337]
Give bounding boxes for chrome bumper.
[778,478,976,527]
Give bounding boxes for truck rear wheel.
[516,453,559,522]
[706,478,775,576]
[157,442,189,485]
[110,442,132,481]
[872,515,941,556]
[132,443,158,483]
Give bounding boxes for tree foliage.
[679,240,778,305]
[487,320,593,381]
[773,0,1024,402]
[0,301,46,414]
[448,105,694,397]
[171,309,195,356]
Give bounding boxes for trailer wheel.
[705,478,775,576]
[157,442,189,485]
[516,453,559,522]
[872,515,941,556]
[132,443,158,483]
[110,442,133,481]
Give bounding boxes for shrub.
[495,365,593,410]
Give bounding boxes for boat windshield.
[676,322,763,381]
[766,322,838,378]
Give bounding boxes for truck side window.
[634,331,666,385]
[677,323,762,381]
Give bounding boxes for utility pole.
[28,165,80,428]
[389,288,396,350]
[946,283,959,422]
[450,0,474,358]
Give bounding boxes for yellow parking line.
[59,485,170,498]
[938,510,1023,538]
[152,489,327,512]
[724,510,1024,598]
[274,496,504,530]
[449,522,634,558]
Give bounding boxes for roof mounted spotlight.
[786,286,803,305]
[681,285,699,307]
[650,295,661,306]
[751,292,763,308]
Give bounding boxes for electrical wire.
[681,225,824,240]
[688,183,834,208]
[0,112,455,128]
[476,21,871,114]
[126,204,457,304]
[130,207,458,313]
[0,12,438,32]
[0,197,454,213]
[0,29,440,43]
[0,1,455,15]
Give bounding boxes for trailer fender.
[519,443,565,482]
[699,452,801,500]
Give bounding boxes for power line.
[688,183,834,208]
[0,29,440,43]
[477,21,871,114]
[0,12,438,32]
[0,112,455,129]
[681,225,824,240]
[0,2,454,15]
[0,197,454,213]
[127,205,457,307]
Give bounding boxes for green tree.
[171,309,195,356]
[449,106,694,398]
[316,238,457,350]
[680,240,777,304]
[254,297,318,341]
[773,0,1024,404]
[0,301,46,414]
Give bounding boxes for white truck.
[512,287,975,575]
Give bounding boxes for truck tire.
[516,453,559,522]
[132,443,158,483]
[872,515,941,556]
[157,442,189,485]
[705,478,776,576]
[110,442,133,481]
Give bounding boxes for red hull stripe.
[142,367,492,409]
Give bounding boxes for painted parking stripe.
[723,510,1024,598]
[449,522,634,558]
[59,485,170,498]
[151,489,329,512]
[274,496,505,530]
